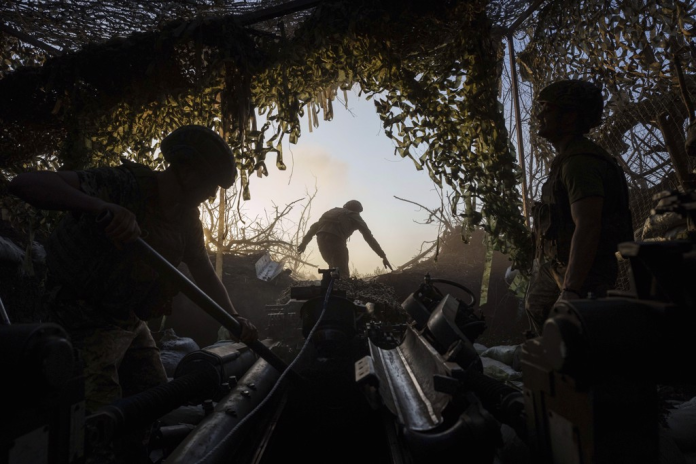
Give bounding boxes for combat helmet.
[343,200,363,213]
[161,125,237,189]
[537,79,604,133]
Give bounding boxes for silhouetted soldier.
[9,125,258,405]
[10,125,260,462]
[298,200,392,278]
[525,80,634,336]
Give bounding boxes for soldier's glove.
[382,257,393,271]
[234,316,259,344]
[96,205,141,247]
[557,288,582,304]
[297,244,306,254]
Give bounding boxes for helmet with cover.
[161,125,237,188]
[537,79,604,134]
[343,200,363,213]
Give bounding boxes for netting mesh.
[1,0,695,286]
[501,35,696,291]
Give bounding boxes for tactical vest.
[47,161,184,320]
[534,138,633,265]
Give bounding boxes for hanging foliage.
[245,0,530,268]
[0,0,531,269]
[518,0,696,171]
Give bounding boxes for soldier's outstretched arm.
[354,216,388,263]
[9,171,141,244]
[298,221,320,253]
[10,171,101,212]
[382,257,393,271]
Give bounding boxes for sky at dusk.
[242,91,447,276]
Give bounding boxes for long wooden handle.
[95,210,289,374]
[131,237,289,374]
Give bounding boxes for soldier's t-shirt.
[46,161,209,320]
[561,155,607,202]
[558,138,632,247]
[538,136,633,264]
[302,207,386,258]
[560,138,616,204]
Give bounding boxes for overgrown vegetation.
[517,0,696,218]
[202,184,320,279]
[1,0,695,273]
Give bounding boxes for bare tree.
[393,188,462,271]
[199,182,320,279]
[286,183,320,277]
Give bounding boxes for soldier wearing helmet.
[525,79,634,337]
[297,200,392,278]
[8,125,258,422]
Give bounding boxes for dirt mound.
[168,229,527,349]
[374,228,527,347]
[165,252,295,348]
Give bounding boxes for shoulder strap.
[119,159,158,218]
[559,138,634,242]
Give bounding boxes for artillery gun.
[7,186,693,463]
[153,188,696,464]
[1,267,529,463]
[521,188,696,464]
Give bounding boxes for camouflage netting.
[1,0,533,270]
[2,0,696,304]
[501,0,696,286]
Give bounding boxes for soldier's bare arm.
[10,171,102,212]
[187,256,258,344]
[562,196,603,298]
[9,171,141,244]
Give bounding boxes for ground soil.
[165,228,527,349]
[372,228,528,348]
[1,217,526,349]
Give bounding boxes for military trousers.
[316,232,350,278]
[524,256,618,337]
[49,297,168,413]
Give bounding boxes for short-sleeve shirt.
[558,137,628,231]
[305,207,386,258]
[537,136,633,264]
[46,162,208,320]
[561,154,611,203]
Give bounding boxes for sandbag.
[481,356,522,382]
[666,396,696,453]
[474,343,488,354]
[482,345,522,370]
[159,328,200,378]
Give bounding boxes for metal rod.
[0,295,10,325]
[0,23,62,55]
[507,34,530,227]
[131,237,289,374]
[504,0,548,35]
